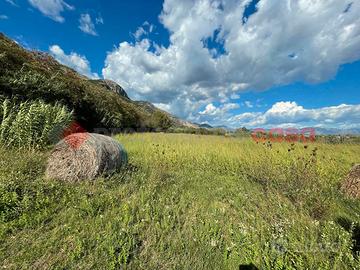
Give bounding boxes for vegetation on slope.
[1,134,359,269]
[0,33,174,132]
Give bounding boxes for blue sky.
[1,0,359,129]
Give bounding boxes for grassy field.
[1,133,359,269]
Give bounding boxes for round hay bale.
[45,133,128,182]
[341,164,360,199]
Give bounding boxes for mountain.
[195,123,235,131]
[197,123,213,129]
[90,79,129,99]
[315,127,360,135]
[248,127,360,136]
[135,101,199,129]
[0,33,183,131]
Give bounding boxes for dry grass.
[45,133,128,182]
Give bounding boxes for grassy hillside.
[0,33,177,131]
[1,134,359,269]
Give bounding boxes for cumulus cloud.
[226,101,360,129]
[103,0,360,121]
[198,102,240,125]
[199,103,217,115]
[49,45,99,79]
[79,13,98,36]
[28,0,74,22]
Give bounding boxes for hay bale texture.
[341,164,360,199]
[46,133,128,182]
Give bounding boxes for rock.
[92,79,130,99]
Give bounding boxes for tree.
[152,111,172,131]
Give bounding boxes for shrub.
[150,111,172,131]
[0,99,73,149]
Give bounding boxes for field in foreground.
[1,133,359,269]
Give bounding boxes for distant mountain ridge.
[196,123,213,129]
[249,127,360,136]
[195,123,236,131]
[314,127,360,135]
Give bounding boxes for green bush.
[150,111,172,131]
[0,99,73,149]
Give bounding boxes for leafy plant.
[0,99,73,149]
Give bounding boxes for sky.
[1,0,360,129]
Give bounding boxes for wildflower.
[210,239,217,247]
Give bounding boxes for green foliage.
[168,126,227,136]
[0,134,359,269]
[234,127,251,137]
[0,99,72,149]
[150,111,172,131]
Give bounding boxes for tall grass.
[0,133,359,269]
[0,99,73,149]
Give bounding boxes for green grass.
[1,133,359,269]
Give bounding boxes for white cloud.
[103,0,360,122]
[5,0,18,6]
[154,103,172,112]
[28,0,74,22]
[227,101,360,129]
[49,45,99,79]
[244,101,253,108]
[133,27,146,40]
[0,15,8,19]
[96,14,104,25]
[79,13,97,36]
[199,103,217,115]
[198,103,240,125]
[132,21,155,40]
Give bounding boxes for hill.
[0,33,186,132]
[197,123,213,129]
